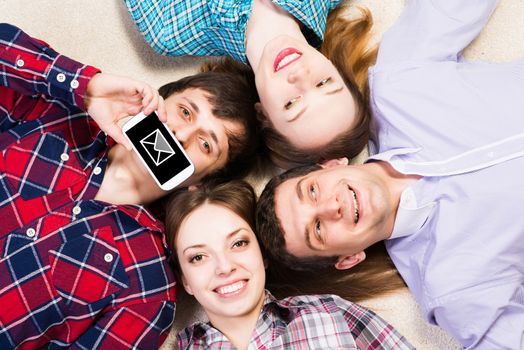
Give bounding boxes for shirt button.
[93,166,102,175]
[26,228,36,238]
[60,153,69,161]
[487,151,495,158]
[70,79,79,89]
[104,253,114,263]
[72,206,82,215]
[56,73,66,83]
[16,59,25,67]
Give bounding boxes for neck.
[95,145,164,205]
[245,0,306,70]
[207,294,265,350]
[367,161,422,238]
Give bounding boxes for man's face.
[274,160,396,267]
[164,88,244,185]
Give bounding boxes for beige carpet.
[2,0,523,349]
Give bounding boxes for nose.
[215,253,236,276]
[286,65,310,86]
[172,124,196,147]
[317,195,342,220]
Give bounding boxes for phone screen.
[124,113,192,186]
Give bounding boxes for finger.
[140,84,154,111]
[127,104,142,116]
[106,124,132,151]
[143,91,159,116]
[156,96,167,122]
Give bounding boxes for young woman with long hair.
[126,0,377,168]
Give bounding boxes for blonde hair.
[321,5,377,96]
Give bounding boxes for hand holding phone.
[123,111,194,191]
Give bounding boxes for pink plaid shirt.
[178,292,414,349]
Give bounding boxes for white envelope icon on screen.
[140,129,175,166]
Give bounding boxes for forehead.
[177,203,253,245]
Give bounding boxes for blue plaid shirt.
[124,0,342,63]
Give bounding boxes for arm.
[71,301,175,350]
[0,23,99,111]
[434,294,524,350]
[124,0,205,57]
[376,0,500,66]
[0,23,165,148]
[332,295,415,349]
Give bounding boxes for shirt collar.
[117,205,169,249]
[389,186,435,239]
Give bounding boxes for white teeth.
[216,281,245,295]
[277,53,301,70]
[350,189,359,223]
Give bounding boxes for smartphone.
[123,111,194,191]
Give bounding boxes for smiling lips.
[274,48,302,72]
[347,186,360,224]
[214,280,247,297]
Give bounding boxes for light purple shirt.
[367,0,524,349]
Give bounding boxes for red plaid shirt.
[0,24,176,349]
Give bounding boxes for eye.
[284,96,301,110]
[199,138,211,154]
[189,254,204,263]
[232,239,249,249]
[309,184,317,201]
[179,106,191,120]
[316,77,332,88]
[314,220,322,241]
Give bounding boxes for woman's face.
[254,35,357,150]
[176,203,266,323]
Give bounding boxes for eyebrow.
[304,227,321,251]
[182,228,246,254]
[184,97,221,157]
[288,106,307,123]
[326,87,344,96]
[296,177,305,201]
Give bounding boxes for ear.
[334,251,366,270]
[181,274,194,295]
[187,184,200,192]
[319,158,349,169]
[255,102,268,122]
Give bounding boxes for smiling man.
[256,0,524,349]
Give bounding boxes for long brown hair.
[256,164,405,302]
[259,5,377,169]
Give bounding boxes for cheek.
[185,148,206,174]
